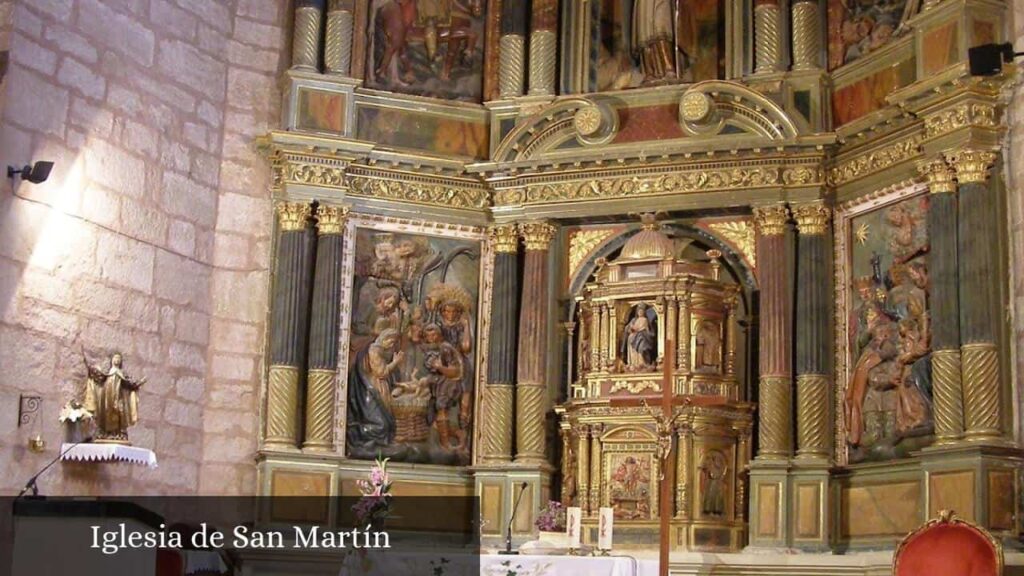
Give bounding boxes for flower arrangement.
[352,456,392,528]
[59,399,91,423]
[534,500,566,532]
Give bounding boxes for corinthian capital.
[792,201,831,236]
[945,149,997,184]
[917,159,956,194]
[276,201,312,232]
[518,220,557,251]
[488,224,520,254]
[753,204,789,237]
[315,204,350,235]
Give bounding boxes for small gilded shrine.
[560,216,752,549]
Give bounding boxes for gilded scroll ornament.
[609,379,662,394]
[930,349,964,444]
[961,343,1002,439]
[276,201,312,232]
[303,369,337,451]
[828,138,922,186]
[793,202,831,236]
[315,204,350,235]
[758,376,792,458]
[569,228,622,282]
[782,166,822,186]
[796,374,830,457]
[266,365,301,447]
[348,175,490,209]
[706,220,757,268]
[488,224,519,253]
[519,220,557,251]
[945,150,997,184]
[918,160,956,194]
[286,162,346,187]
[924,104,997,140]
[753,204,789,237]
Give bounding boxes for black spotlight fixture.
[7,161,54,184]
[968,42,1022,77]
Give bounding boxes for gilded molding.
[348,174,490,210]
[924,103,997,140]
[795,374,830,458]
[792,202,831,236]
[303,369,336,451]
[753,204,789,237]
[706,220,757,268]
[918,160,956,194]
[315,204,350,235]
[276,201,312,232]
[282,161,346,188]
[757,375,792,458]
[961,342,1002,440]
[265,365,301,448]
[945,149,997,184]
[519,220,557,251]
[931,349,964,444]
[488,224,519,253]
[828,138,922,186]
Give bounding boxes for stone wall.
[1009,0,1024,443]
[0,0,288,496]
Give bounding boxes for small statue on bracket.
[80,350,146,445]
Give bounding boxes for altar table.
[480,554,658,576]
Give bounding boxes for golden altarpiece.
[251,0,1022,566]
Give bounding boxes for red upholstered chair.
[893,510,1003,576]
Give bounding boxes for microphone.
[15,436,93,500]
[499,482,529,555]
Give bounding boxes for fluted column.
[265,202,315,450]
[515,221,557,464]
[919,160,964,444]
[291,1,324,71]
[793,201,831,460]
[753,204,793,459]
[528,0,558,96]
[791,0,821,71]
[589,424,603,511]
[498,0,528,98]
[301,205,348,452]
[947,149,1003,442]
[324,0,355,75]
[482,225,520,463]
[754,0,784,75]
[576,425,590,513]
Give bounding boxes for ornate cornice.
[276,201,312,232]
[519,220,557,251]
[315,204,349,235]
[792,201,831,235]
[923,102,997,140]
[945,149,997,184]
[753,204,790,237]
[828,137,922,187]
[347,172,490,210]
[488,224,519,253]
[917,159,956,194]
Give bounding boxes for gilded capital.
[945,149,997,184]
[792,202,831,235]
[518,220,557,251]
[488,224,520,253]
[276,201,312,232]
[753,204,789,237]
[918,160,956,194]
[315,204,349,235]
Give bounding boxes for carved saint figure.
[699,450,728,517]
[82,352,145,444]
[621,303,657,371]
[419,323,465,449]
[694,319,722,373]
[347,329,404,452]
[632,0,676,81]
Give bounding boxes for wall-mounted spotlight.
[7,161,54,184]
[968,42,1022,77]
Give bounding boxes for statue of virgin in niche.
[620,303,658,371]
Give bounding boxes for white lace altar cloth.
[60,443,158,468]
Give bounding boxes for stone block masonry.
[0,0,289,496]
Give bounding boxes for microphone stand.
[15,436,93,500]
[499,482,529,555]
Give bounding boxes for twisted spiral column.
[754,0,783,75]
[528,0,558,96]
[498,0,528,98]
[324,1,354,75]
[291,2,323,71]
[791,0,821,70]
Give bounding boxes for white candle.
[598,507,614,550]
[566,506,582,548]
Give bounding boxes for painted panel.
[613,104,687,144]
[827,0,911,70]
[929,471,975,521]
[607,452,655,520]
[988,469,1015,531]
[842,192,934,463]
[364,0,487,102]
[356,105,489,159]
[346,227,482,466]
[922,21,959,76]
[840,481,920,537]
[832,57,915,127]
[296,88,346,134]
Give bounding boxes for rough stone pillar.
[528,0,558,96]
[793,201,831,459]
[919,160,964,444]
[481,224,519,463]
[515,221,557,464]
[265,202,315,450]
[302,204,348,452]
[791,0,821,71]
[324,0,355,75]
[292,0,324,71]
[753,0,784,74]
[498,0,528,98]
[754,203,794,459]
[947,149,1004,442]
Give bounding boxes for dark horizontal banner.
[0,497,481,576]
